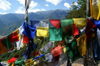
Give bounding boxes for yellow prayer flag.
[11,63,14,66]
[37,27,49,37]
[97,0,100,20]
[33,60,37,66]
[25,59,38,66]
[73,18,87,29]
[12,28,21,40]
[90,0,100,20]
[62,46,67,53]
[76,34,87,56]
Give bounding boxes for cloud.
[0,12,7,14]
[16,0,39,14]
[15,7,25,14]
[15,6,46,14]
[0,0,11,10]
[29,1,38,8]
[46,0,62,5]
[17,0,25,6]
[73,2,78,6]
[29,8,46,12]
[17,0,38,8]
[64,2,71,9]
[41,9,46,11]
[45,4,49,7]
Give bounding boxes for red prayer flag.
[8,30,19,42]
[23,35,29,44]
[51,44,64,57]
[8,55,19,63]
[49,19,61,28]
[0,40,8,55]
[73,23,79,36]
[85,19,96,42]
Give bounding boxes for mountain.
[0,9,68,36]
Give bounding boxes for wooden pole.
[86,0,90,17]
[84,0,90,66]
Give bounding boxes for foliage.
[34,36,50,51]
[66,0,86,18]
[0,46,27,61]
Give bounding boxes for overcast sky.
[0,0,78,14]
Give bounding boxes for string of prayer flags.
[1,17,100,65]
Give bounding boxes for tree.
[66,0,86,18]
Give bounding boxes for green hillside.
[0,9,68,36]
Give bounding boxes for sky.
[0,0,78,14]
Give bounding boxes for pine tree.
[66,0,86,18]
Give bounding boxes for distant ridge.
[0,9,68,36]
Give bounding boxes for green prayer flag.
[2,36,12,50]
[60,19,73,35]
[60,19,73,27]
[15,57,25,66]
[49,27,63,41]
[66,39,81,62]
[65,36,73,43]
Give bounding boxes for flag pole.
[86,0,90,17]
[84,0,89,66]
[25,0,30,23]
